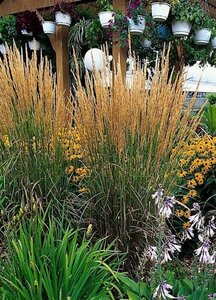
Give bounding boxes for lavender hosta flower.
[159,196,176,218]
[208,293,216,300]
[189,203,204,230]
[182,226,194,241]
[192,202,201,211]
[147,246,157,261]
[153,281,176,299]
[152,185,164,205]
[195,238,214,264]
[206,216,216,238]
[163,248,172,263]
[195,216,205,231]
[166,235,181,253]
[162,235,181,263]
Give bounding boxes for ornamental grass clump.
[0,46,86,212]
[73,49,201,252]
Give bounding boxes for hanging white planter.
[151,2,171,22]
[0,44,7,55]
[128,15,146,35]
[55,12,72,26]
[28,39,41,51]
[42,21,56,35]
[98,11,115,28]
[195,28,211,45]
[142,39,152,48]
[171,20,191,37]
[21,29,33,36]
[211,37,216,49]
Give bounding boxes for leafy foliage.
[0,217,124,300]
[0,16,17,45]
[202,104,216,136]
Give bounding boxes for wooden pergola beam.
[0,0,81,15]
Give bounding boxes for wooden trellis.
[0,0,127,100]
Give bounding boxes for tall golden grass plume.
[0,45,73,141]
[73,48,201,191]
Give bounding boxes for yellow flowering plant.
[173,134,216,231]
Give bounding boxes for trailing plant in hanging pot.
[192,5,213,45]
[42,21,56,35]
[127,0,145,35]
[16,11,42,36]
[41,13,56,35]
[98,0,114,28]
[151,0,177,22]
[171,0,194,37]
[53,2,78,27]
[109,12,128,47]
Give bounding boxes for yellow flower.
[2,135,11,147]
[183,221,191,229]
[65,166,75,175]
[210,157,216,164]
[206,142,214,151]
[76,167,88,177]
[175,210,184,217]
[179,159,187,166]
[201,167,208,175]
[196,142,206,152]
[202,160,211,172]
[78,187,89,193]
[184,210,191,218]
[188,189,197,197]
[197,178,204,185]
[182,195,189,204]
[194,172,203,181]
[187,179,197,189]
[72,176,80,183]
[185,150,196,157]
[177,170,187,178]
[192,158,202,167]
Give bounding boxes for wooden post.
[38,11,71,102]
[55,25,70,100]
[112,0,127,77]
[176,42,185,74]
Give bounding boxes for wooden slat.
[0,0,80,15]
